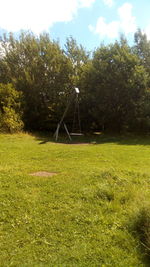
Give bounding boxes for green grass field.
[1,133,150,266]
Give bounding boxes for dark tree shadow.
[31,131,150,146]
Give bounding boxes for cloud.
[79,0,95,7]
[144,25,150,40]
[118,3,136,35]
[89,2,137,39]
[89,17,119,38]
[102,0,114,8]
[0,0,95,34]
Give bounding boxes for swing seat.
[70,132,84,136]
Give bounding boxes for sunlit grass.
[1,133,150,266]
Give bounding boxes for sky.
[0,0,150,51]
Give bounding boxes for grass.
[1,133,150,266]
[134,206,150,260]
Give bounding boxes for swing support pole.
[54,87,82,141]
[54,91,75,141]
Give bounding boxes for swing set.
[54,87,83,141]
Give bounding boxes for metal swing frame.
[70,92,82,136]
[54,88,83,141]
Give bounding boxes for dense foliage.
[0,30,150,133]
[0,83,23,132]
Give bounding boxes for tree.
[0,31,149,133]
[64,37,90,86]
[0,32,73,130]
[80,39,148,132]
[134,29,150,77]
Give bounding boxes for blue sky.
[0,0,150,51]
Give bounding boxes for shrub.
[0,107,24,133]
[0,83,24,133]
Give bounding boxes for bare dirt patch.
[65,143,89,145]
[59,142,91,145]
[30,171,57,177]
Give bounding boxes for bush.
[0,83,24,133]
[0,107,24,133]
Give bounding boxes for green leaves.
[0,83,24,132]
[80,39,148,132]
[0,31,150,133]
[0,32,73,130]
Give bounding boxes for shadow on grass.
[140,250,150,267]
[130,206,150,267]
[32,131,150,146]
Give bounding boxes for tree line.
[0,29,150,133]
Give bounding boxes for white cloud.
[102,0,114,8]
[118,3,136,35]
[0,0,95,34]
[89,2,137,39]
[89,17,119,38]
[79,0,95,7]
[144,25,150,40]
